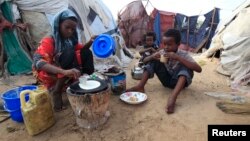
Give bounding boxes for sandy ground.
[0,56,250,141]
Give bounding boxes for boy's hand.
[165,52,179,60]
[152,52,160,60]
[150,48,156,53]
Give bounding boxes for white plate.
[120,92,147,104]
[79,80,101,90]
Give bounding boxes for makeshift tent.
[205,0,250,90]
[118,0,150,48]
[175,8,220,52]
[0,0,132,75]
[68,0,133,69]
[148,9,175,46]
[118,0,219,51]
[118,1,176,48]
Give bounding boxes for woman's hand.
[90,35,98,42]
[84,35,98,49]
[62,68,81,79]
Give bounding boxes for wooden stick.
[196,8,217,52]
[187,17,190,47]
[0,34,4,77]
[194,36,209,53]
[0,116,10,123]
[210,50,217,62]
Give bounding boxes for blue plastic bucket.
[93,34,116,58]
[4,105,23,122]
[1,85,37,110]
[107,72,126,95]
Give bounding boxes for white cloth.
[15,0,68,14]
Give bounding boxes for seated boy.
[138,31,159,65]
[127,29,202,114]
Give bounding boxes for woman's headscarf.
[52,9,78,54]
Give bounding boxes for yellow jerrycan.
[20,88,55,135]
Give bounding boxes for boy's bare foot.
[126,86,145,93]
[166,95,176,114]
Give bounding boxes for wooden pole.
[187,17,190,47]
[0,34,4,77]
[196,8,217,53]
[203,8,216,50]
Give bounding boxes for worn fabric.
[175,8,220,48]
[145,60,193,88]
[208,6,250,88]
[154,11,161,46]
[21,11,52,47]
[118,0,149,48]
[15,0,68,14]
[143,49,195,88]
[1,1,32,74]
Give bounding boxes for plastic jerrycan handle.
[20,90,33,108]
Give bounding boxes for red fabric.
[0,17,13,33]
[33,37,83,89]
[148,9,175,38]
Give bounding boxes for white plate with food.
[120,92,147,104]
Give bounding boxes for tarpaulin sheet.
[175,8,220,48]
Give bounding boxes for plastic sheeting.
[21,11,52,47]
[69,0,132,69]
[15,0,68,14]
[207,5,250,88]
[118,0,149,48]
[148,9,176,46]
[153,11,161,46]
[69,0,117,40]
[4,0,132,71]
[43,3,132,69]
[175,8,220,49]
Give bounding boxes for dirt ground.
[0,56,250,141]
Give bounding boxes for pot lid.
[92,34,116,58]
[69,78,108,94]
[134,67,143,71]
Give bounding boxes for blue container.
[108,72,126,95]
[1,85,37,110]
[4,106,23,122]
[93,34,116,58]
